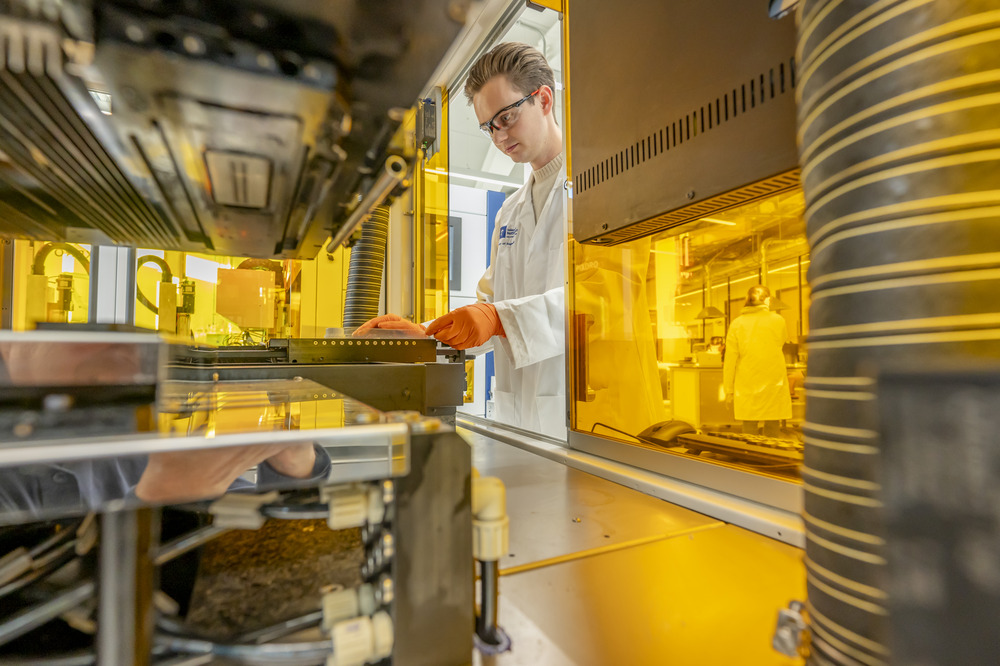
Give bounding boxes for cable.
[260,504,328,520]
[31,243,90,276]
[153,634,332,665]
[590,422,642,443]
[136,256,175,315]
[0,580,94,648]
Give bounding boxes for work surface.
[462,428,806,666]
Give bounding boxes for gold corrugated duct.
[797,2,1000,664]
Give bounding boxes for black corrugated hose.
[798,2,1000,664]
[31,243,89,275]
[343,205,390,328]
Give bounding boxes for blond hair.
[463,42,554,104]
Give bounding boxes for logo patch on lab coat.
[498,225,518,246]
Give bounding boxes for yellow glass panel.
[570,189,809,481]
[133,248,350,343]
[11,240,91,329]
[417,89,449,322]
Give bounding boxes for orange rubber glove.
[353,314,426,337]
[425,303,505,349]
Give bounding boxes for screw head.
[125,23,146,43]
[182,35,205,55]
[250,12,269,29]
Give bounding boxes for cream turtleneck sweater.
[530,152,564,221]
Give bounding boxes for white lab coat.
[476,163,566,439]
[722,305,792,421]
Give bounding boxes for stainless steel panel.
[0,424,408,474]
[393,430,474,666]
[569,0,798,244]
[0,330,163,387]
[570,429,802,513]
[463,428,721,571]
[459,417,802,545]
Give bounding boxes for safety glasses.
[478,89,540,139]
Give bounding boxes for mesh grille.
[583,169,801,246]
[576,57,797,196]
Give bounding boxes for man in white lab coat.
[357,43,566,438]
[723,285,792,438]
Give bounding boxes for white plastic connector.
[322,584,377,631]
[472,475,509,562]
[327,611,394,666]
[322,588,360,632]
[322,484,368,530]
[366,485,385,525]
[371,610,393,660]
[208,491,279,530]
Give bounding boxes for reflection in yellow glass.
[571,189,809,480]
[571,237,666,438]
[158,380,381,436]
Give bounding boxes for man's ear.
[539,85,555,114]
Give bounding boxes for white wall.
[449,184,489,305]
[450,183,491,417]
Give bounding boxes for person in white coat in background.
[356,42,567,438]
[723,284,793,438]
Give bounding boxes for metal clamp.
[772,600,808,657]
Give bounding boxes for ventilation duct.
[798,2,1000,663]
[343,206,390,328]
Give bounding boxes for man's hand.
[725,393,735,410]
[425,303,504,349]
[134,443,316,504]
[353,314,426,337]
